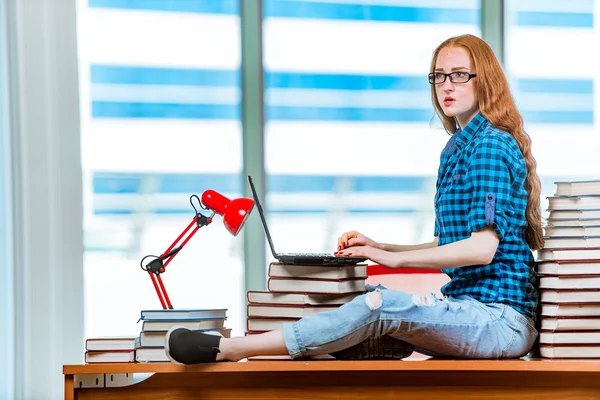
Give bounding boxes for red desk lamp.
[140,190,255,309]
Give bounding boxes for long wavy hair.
[430,34,544,250]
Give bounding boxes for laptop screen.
[247,176,279,259]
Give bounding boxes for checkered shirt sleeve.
[465,134,526,241]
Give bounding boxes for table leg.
[64,374,75,400]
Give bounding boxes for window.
[263,0,481,257]
[505,0,598,211]
[78,0,245,336]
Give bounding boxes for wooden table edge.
[63,359,600,375]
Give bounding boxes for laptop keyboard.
[281,252,332,257]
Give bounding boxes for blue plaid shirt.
[434,112,538,320]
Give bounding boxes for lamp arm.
[138,189,253,310]
[140,195,215,310]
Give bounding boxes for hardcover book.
[536,261,600,276]
[247,304,338,319]
[540,344,600,359]
[141,318,226,332]
[540,276,600,290]
[555,180,600,197]
[139,308,227,321]
[541,290,600,304]
[541,318,600,331]
[541,303,600,317]
[85,337,139,351]
[247,318,297,332]
[267,277,366,294]
[547,218,600,227]
[540,331,600,345]
[537,248,600,262]
[85,350,135,364]
[544,226,600,238]
[547,196,600,211]
[135,347,169,363]
[139,328,231,347]
[548,210,600,220]
[247,291,360,306]
[542,236,600,250]
[267,262,367,280]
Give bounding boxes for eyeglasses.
[428,71,477,84]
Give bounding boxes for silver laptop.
[248,175,367,266]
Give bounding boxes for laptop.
[248,175,367,266]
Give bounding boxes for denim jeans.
[281,285,538,359]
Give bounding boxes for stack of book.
[85,336,138,364]
[537,179,600,359]
[245,262,367,360]
[135,308,230,362]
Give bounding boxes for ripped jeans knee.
[365,290,383,310]
[411,293,437,307]
[362,289,432,314]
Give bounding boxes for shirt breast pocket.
[441,173,465,195]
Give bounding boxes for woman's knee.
[349,289,415,316]
[365,291,383,310]
[363,289,415,312]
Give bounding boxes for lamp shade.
[201,190,255,236]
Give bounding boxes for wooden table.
[64,359,600,399]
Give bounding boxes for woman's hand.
[337,231,379,250]
[335,246,400,268]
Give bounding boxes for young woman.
[165,34,543,363]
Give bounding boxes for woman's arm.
[336,228,499,270]
[379,238,438,252]
[337,231,437,252]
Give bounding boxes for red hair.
[430,34,544,250]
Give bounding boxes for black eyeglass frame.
[428,72,477,84]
